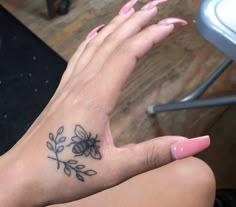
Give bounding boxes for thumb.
[114,135,210,181]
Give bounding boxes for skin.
[0,3,215,207]
[50,157,216,207]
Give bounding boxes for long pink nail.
[119,0,138,15]
[171,135,210,160]
[141,0,167,11]
[158,17,188,26]
[86,24,105,41]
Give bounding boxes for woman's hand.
[0,0,210,206]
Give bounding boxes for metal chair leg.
[148,95,236,112]
[147,58,234,114]
[179,58,233,102]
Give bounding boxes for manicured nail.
[158,17,188,26]
[171,135,210,160]
[119,0,138,15]
[86,24,105,41]
[141,0,167,11]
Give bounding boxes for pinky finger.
[56,25,105,92]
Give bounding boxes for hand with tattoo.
[0,0,210,206]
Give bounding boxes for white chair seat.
[196,0,236,60]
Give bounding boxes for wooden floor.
[1,0,236,188]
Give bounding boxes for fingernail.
[119,0,138,15]
[171,135,210,160]
[158,17,188,26]
[86,24,105,41]
[141,0,167,11]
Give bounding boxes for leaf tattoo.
[47,126,100,182]
[46,126,65,169]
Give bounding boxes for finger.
[59,40,89,86]
[96,18,187,112]
[46,1,138,102]
[111,135,210,183]
[51,37,93,99]
[103,0,166,49]
[73,0,138,74]
[76,2,165,78]
[51,25,105,96]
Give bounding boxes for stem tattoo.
[46,125,101,182]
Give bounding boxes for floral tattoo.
[47,125,101,182]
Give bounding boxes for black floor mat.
[0,5,67,155]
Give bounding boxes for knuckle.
[117,41,131,53]
[144,26,154,34]
[104,32,121,45]
[67,56,76,68]
[122,41,134,52]
[109,17,121,27]
[129,10,142,20]
[115,41,135,58]
[145,143,161,169]
[86,38,101,50]
[60,69,71,83]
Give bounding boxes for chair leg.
[147,95,236,112]
[147,58,234,114]
[179,58,233,102]
[46,0,56,19]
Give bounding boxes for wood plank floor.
[1,0,236,188]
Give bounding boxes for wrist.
[0,151,45,207]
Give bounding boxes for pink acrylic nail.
[86,24,105,41]
[158,17,188,26]
[171,135,210,160]
[119,0,138,15]
[141,0,167,11]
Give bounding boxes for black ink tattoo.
[46,126,66,169]
[47,126,99,182]
[47,156,97,182]
[67,125,102,160]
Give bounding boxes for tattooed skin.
[67,125,102,160]
[47,126,101,182]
